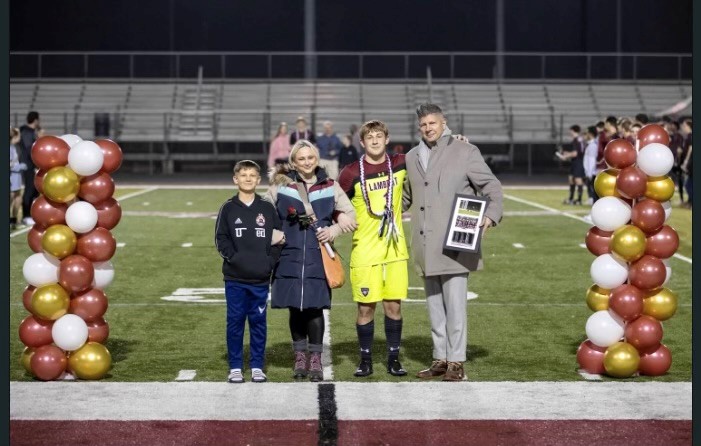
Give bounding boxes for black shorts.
[570,159,585,178]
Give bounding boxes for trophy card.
[443,194,490,253]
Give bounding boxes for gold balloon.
[31,283,70,320]
[41,224,77,259]
[643,288,678,321]
[645,176,675,202]
[43,166,80,203]
[586,284,610,311]
[68,342,112,380]
[610,224,647,262]
[594,169,621,198]
[603,342,640,378]
[20,347,36,375]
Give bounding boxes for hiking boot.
[227,368,244,383]
[309,352,323,382]
[416,359,447,379]
[442,362,466,381]
[354,359,373,377]
[251,368,267,383]
[293,351,308,380]
[387,359,407,377]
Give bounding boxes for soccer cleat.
[308,352,323,382]
[293,351,308,379]
[251,368,267,383]
[416,359,448,379]
[227,368,244,383]
[442,362,466,381]
[387,359,407,377]
[354,359,373,377]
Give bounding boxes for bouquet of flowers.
[287,206,335,259]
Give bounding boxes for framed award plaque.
[443,194,490,253]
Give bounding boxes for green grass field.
[9,186,692,383]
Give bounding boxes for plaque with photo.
[443,194,490,253]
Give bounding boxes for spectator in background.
[635,113,650,126]
[338,134,359,171]
[9,127,27,231]
[556,124,585,205]
[583,126,599,206]
[680,118,692,208]
[595,116,618,178]
[666,120,686,204]
[267,122,292,170]
[289,116,315,146]
[18,111,40,226]
[350,124,362,154]
[316,120,344,179]
[631,122,642,141]
[617,117,635,144]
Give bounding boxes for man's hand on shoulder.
[452,134,469,144]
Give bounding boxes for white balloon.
[68,140,104,176]
[591,196,632,231]
[59,134,83,148]
[65,201,98,233]
[51,314,89,351]
[585,310,625,347]
[661,200,672,221]
[662,259,672,286]
[22,252,60,287]
[93,260,115,290]
[590,253,629,289]
[637,143,674,177]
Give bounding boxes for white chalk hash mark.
[181,243,193,248]
[175,370,197,381]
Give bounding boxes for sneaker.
[442,362,466,382]
[22,217,35,226]
[562,199,574,205]
[251,368,267,383]
[573,199,582,205]
[586,197,594,205]
[354,359,373,377]
[416,359,447,379]
[227,368,244,383]
[308,352,323,382]
[293,351,308,379]
[387,359,407,377]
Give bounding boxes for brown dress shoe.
[416,359,447,379]
[442,361,465,381]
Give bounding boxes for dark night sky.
[10,0,691,53]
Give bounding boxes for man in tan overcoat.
[403,103,503,381]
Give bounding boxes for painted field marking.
[578,369,602,381]
[513,243,525,249]
[323,310,334,381]
[181,243,193,248]
[186,202,193,206]
[117,243,126,248]
[123,211,216,219]
[142,202,150,206]
[9,226,31,238]
[175,370,197,381]
[579,243,587,249]
[504,194,692,265]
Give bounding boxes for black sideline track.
[317,383,338,445]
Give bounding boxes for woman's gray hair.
[289,139,320,165]
[416,103,445,120]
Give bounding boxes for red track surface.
[11,419,691,446]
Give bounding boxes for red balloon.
[27,224,46,253]
[22,285,37,313]
[604,139,637,169]
[18,315,54,348]
[624,315,663,351]
[585,227,613,256]
[631,200,665,234]
[576,340,607,374]
[95,139,123,174]
[31,136,70,171]
[35,169,47,195]
[70,288,109,322]
[645,225,679,259]
[30,195,68,227]
[609,284,644,321]
[637,124,670,149]
[94,198,122,230]
[616,166,648,200]
[77,227,117,262]
[629,255,666,290]
[59,255,95,294]
[78,172,115,205]
[638,343,672,376]
[30,344,67,381]
[87,317,110,343]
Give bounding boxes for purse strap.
[295,179,316,220]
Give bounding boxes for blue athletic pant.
[225,280,269,370]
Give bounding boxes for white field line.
[117,243,126,248]
[10,381,691,421]
[175,370,197,381]
[579,243,587,248]
[9,226,31,238]
[503,194,692,265]
[181,243,193,248]
[578,369,602,381]
[513,243,525,249]
[323,309,333,381]
[503,186,570,190]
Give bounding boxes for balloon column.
[20,135,122,381]
[579,124,679,378]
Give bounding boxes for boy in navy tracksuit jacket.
[215,160,284,383]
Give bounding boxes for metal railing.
[10,51,692,81]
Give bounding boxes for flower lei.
[359,154,399,244]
